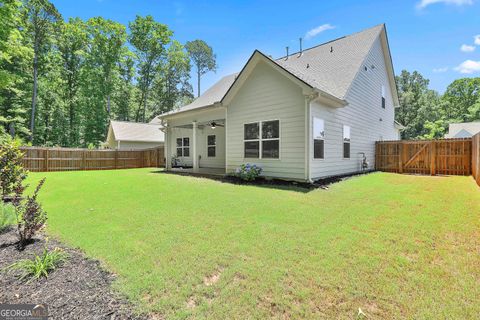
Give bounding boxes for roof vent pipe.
[299,38,303,57]
[285,46,289,60]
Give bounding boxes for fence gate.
[376,139,472,176]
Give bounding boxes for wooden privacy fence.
[375,138,472,176]
[20,146,164,172]
[472,133,480,186]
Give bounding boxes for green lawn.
[27,169,480,319]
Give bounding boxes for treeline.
[396,71,480,139]
[0,0,216,147]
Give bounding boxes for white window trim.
[176,137,190,158]
[342,125,351,160]
[243,119,281,160]
[207,134,216,158]
[312,117,325,161]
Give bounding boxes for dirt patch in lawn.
[0,228,151,320]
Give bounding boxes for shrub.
[234,163,262,181]
[0,137,27,199]
[13,178,47,249]
[4,243,68,281]
[0,202,15,232]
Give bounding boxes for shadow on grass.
[149,170,376,194]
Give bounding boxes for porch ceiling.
[171,119,225,129]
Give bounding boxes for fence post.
[82,150,86,170]
[44,149,49,172]
[114,150,118,169]
[398,143,403,174]
[430,141,436,176]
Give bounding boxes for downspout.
[304,93,317,183]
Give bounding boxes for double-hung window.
[207,135,216,157]
[244,120,280,159]
[343,125,350,159]
[313,118,325,159]
[176,137,190,157]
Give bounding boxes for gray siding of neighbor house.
[310,37,398,179]
[226,61,306,180]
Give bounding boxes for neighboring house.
[444,122,480,138]
[156,24,401,182]
[106,120,164,150]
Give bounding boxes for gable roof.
[275,24,384,100]
[445,122,480,138]
[159,24,395,118]
[109,120,164,142]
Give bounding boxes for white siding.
[310,37,398,179]
[226,61,306,180]
[166,108,226,168]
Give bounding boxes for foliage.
[4,243,68,280]
[0,2,196,147]
[13,177,47,249]
[234,163,262,181]
[395,70,480,139]
[0,137,27,198]
[0,202,16,232]
[129,15,172,122]
[185,39,217,97]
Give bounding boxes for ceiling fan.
[209,121,224,129]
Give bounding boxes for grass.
[26,169,480,319]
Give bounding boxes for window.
[244,120,280,159]
[313,117,325,159]
[207,135,216,157]
[176,137,190,157]
[343,125,350,159]
[381,85,386,109]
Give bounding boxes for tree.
[0,0,32,139]
[442,78,480,122]
[57,17,88,146]
[22,0,61,141]
[153,40,192,115]
[113,47,136,121]
[185,39,217,97]
[129,15,172,122]
[395,70,441,139]
[81,17,126,146]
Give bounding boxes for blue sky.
[51,0,480,94]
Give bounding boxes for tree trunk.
[197,70,200,97]
[30,46,39,142]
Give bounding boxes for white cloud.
[475,35,480,45]
[454,60,480,73]
[460,44,476,52]
[305,24,335,40]
[433,67,449,72]
[417,0,473,9]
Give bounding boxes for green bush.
[4,244,68,281]
[0,202,15,232]
[0,137,27,198]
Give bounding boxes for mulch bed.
[0,228,151,320]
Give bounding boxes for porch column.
[192,121,198,172]
[164,126,171,170]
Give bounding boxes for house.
[444,122,480,138]
[106,120,164,150]
[155,24,401,182]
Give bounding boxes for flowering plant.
[234,163,262,181]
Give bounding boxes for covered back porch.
[163,107,227,174]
